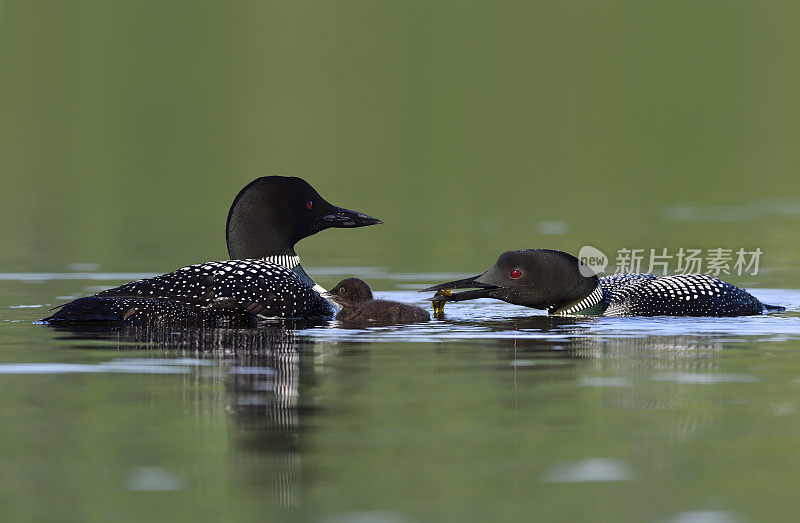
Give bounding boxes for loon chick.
[422,249,783,317]
[43,176,382,326]
[325,278,430,325]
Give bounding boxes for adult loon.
[325,278,430,325]
[43,176,381,326]
[422,249,783,317]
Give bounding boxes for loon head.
[324,278,374,308]
[422,249,599,312]
[226,176,382,259]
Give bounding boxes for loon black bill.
[318,206,383,228]
[421,275,497,302]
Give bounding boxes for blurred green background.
[3,3,800,522]
[1,0,798,286]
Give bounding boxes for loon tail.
[762,303,786,312]
[42,296,135,323]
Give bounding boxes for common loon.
[43,176,381,325]
[422,249,784,317]
[325,278,430,324]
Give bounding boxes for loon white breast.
[423,249,783,317]
[44,176,381,326]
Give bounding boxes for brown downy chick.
[326,278,430,325]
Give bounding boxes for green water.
[2,1,800,521]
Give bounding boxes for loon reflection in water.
[51,322,315,506]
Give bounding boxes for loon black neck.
[227,229,295,260]
[290,263,316,289]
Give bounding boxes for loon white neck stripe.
[262,255,333,303]
[262,255,301,270]
[551,284,604,316]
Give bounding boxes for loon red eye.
[510,269,521,279]
[306,201,313,209]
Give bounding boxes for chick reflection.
[50,321,323,507]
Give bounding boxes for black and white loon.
[43,176,381,326]
[423,249,784,317]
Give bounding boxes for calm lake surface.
[1,273,799,522]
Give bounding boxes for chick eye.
[306,201,313,209]
[339,287,345,293]
[510,269,521,279]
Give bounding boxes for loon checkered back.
[45,260,334,326]
[599,272,767,316]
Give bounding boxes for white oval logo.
[578,245,608,277]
